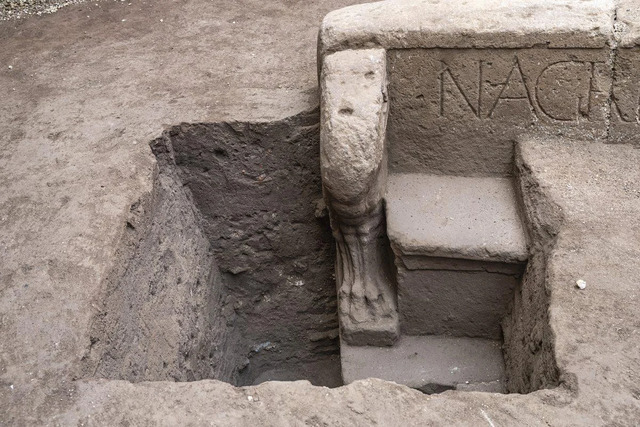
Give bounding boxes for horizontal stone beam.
[319,0,615,56]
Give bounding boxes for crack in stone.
[606,6,621,140]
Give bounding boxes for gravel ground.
[1,0,93,20]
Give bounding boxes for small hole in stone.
[364,71,375,79]
[339,107,354,115]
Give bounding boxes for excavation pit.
[83,111,343,388]
[80,109,557,396]
[3,0,640,423]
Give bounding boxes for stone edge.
[318,0,616,56]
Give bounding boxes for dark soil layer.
[85,109,341,387]
[161,109,339,387]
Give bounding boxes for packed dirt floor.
[1,0,639,425]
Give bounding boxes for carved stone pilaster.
[320,48,399,346]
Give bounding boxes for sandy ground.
[0,0,639,425]
[0,0,365,420]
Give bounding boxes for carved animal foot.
[335,214,399,346]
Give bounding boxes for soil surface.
[1,0,85,20]
[0,0,639,425]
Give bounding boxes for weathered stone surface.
[396,266,521,339]
[386,174,528,262]
[609,0,640,144]
[320,48,399,346]
[319,0,614,55]
[616,0,640,48]
[341,336,506,391]
[387,48,611,176]
[611,47,640,144]
[320,48,387,206]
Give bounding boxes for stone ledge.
[341,335,506,392]
[319,0,615,55]
[385,173,528,264]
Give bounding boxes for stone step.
[385,173,528,263]
[384,173,527,339]
[396,265,522,339]
[341,335,506,393]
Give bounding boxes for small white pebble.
[576,279,587,290]
[247,395,253,401]
[8,65,12,70]
[121,19,126,22]
[160,19,163,22]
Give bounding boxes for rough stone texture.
[387,48,611,176]
[319,0,614,55]
[396,267,521,340]
[611,0,640,145]
[1,0,87,20]
[386,174,528,262]
[616,0,640,47]
[321,48,399,346]
[1,0,640,425]
[611,46,640,144]
[321,48,388,206]
[341,336,506,392]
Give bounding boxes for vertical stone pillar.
[320,49,399,346]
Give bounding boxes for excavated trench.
[81,108,559,394]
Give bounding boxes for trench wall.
[165,110,339,386]
[82,136,243,383]
[501,144,564,393]
[83,110,340,387]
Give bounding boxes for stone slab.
[387,48,611,176]
[385,173,528,263]
[341,335,506,392]
[397,267,520,339]
[610,47,640,145]
[399,256,523,275]
[319,0,615,54]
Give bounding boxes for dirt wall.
[163,109,340,386]
[83,109,341,387]
[501,143,563,393]
[82,138,243,383]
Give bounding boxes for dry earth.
[0,0,639,425]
